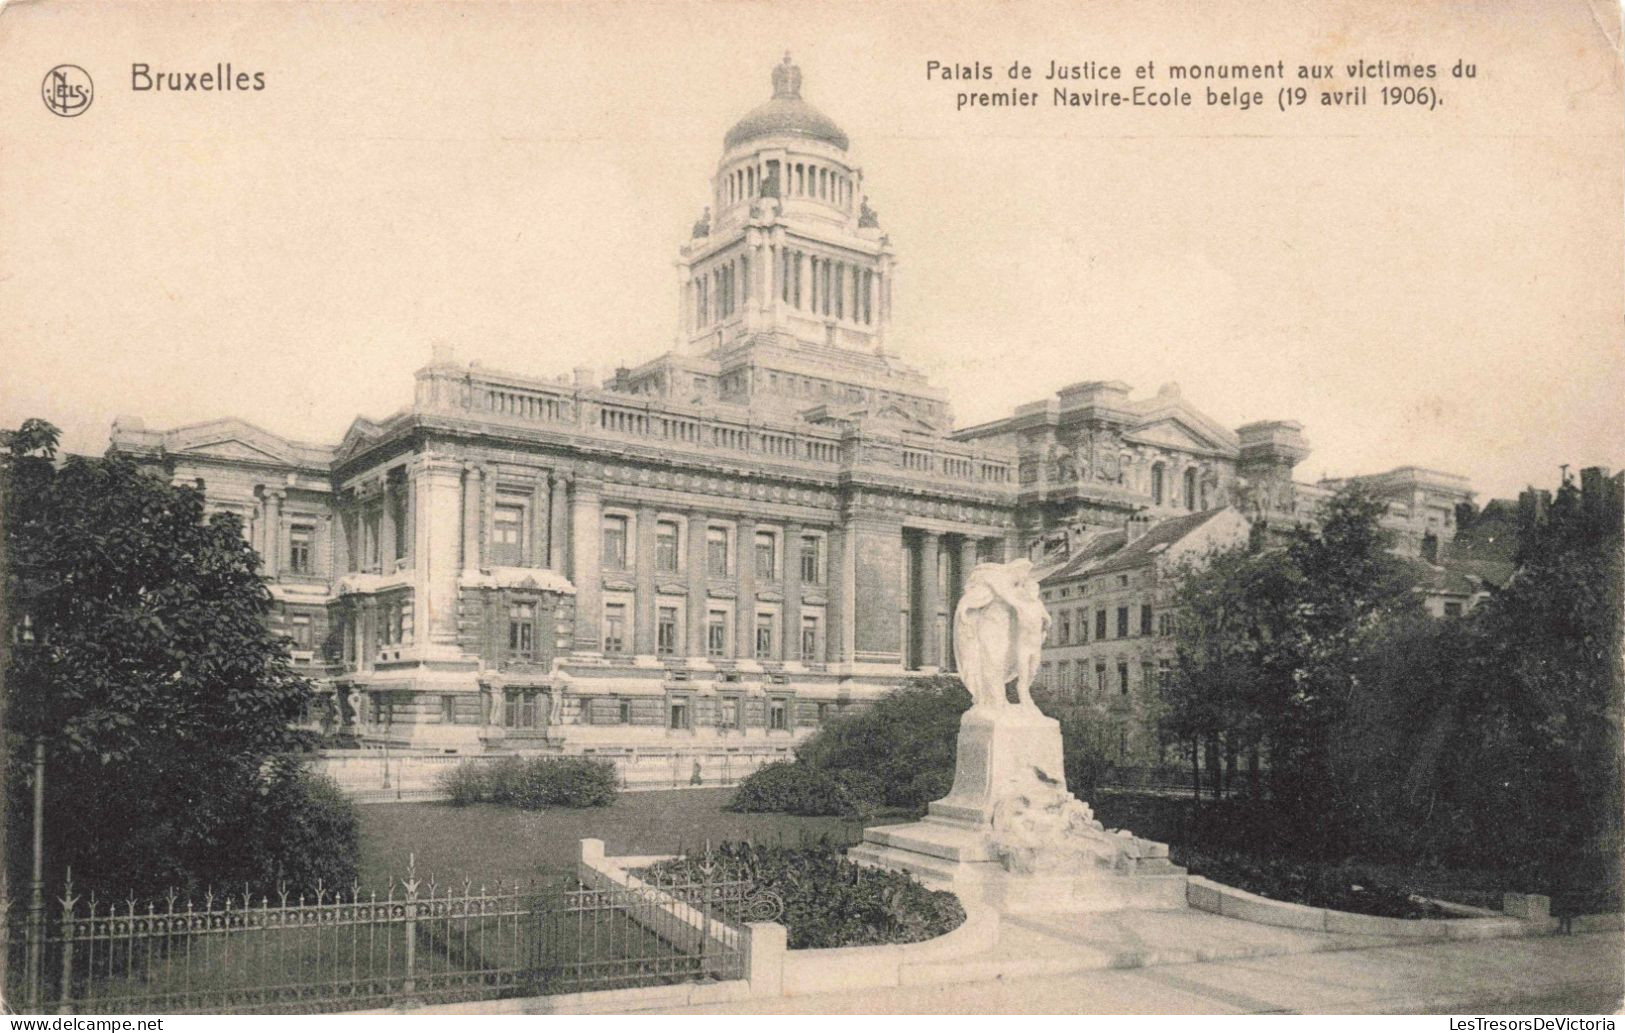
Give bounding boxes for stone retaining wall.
[1186,875,1558,939]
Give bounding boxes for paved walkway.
[664,925,1623,1014]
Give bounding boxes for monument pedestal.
[848,706,1188,914]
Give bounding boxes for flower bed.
[637,841,965,950]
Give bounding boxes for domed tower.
[679,53,897,358]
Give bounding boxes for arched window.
[1150,463,1165,505]
[1183,468,1198,511]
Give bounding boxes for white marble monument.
[849,560,1188,913]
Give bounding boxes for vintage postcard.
[1,0,1621,1020]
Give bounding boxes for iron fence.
[1,857,769,1014]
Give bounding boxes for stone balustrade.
[414,364,1016,491]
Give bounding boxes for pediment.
[1129,418,1220,453]
[183,437,290,464]
[167,419,301,466]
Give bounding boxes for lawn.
[357,788,875,891]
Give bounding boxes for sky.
[1,0,1621,502]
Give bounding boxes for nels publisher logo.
[42,64,93,117]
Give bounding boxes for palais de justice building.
[109,57,1471,777]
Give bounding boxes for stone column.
[919,531,942,669]
[634,503,658,656]
[571,476,603,653]
[461,464,483,572]
[782,521,802,661]
[548,473,568,571]
[735,516,756,659]
[686,510,709,656]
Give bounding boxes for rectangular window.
[1096,661,1107,696]
[289,613,312,650]
[720,697,739,729]
[441,694,458,724]
[508,601,536,656]
[655,520,680,573]
[1119,661,1130,695]
[1158,612,1174,637]
[754,532,777,580]
[669,697,690,730]
[755,612,775,659]
[1140,604,1154,636]
[800,615,820,662]
[1116,607,1129,639]
[504,690,537,728]
[492,503,525,566]
[657,605,679,656]
[706,527,730,577]
[1095,609,1107,641]
[817,701,830,724]
[800,536,822,584]
[288,524,315,574]
[1059,613,1071,645]
[1142,661,1155,695]
[706,609,729,658]
[603,602,628,654]
[391,484,409,561]
[768,698,788,731]
[602,515,629,571]
[364,509,382,570]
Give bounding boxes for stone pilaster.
[735,516,756,659]
[919,530,942,669]
[378,478,396,573]
[954,536,979,673]
[531,476,549,568]
[826,524,851,664]
[548,473,568,571]
[782,520,802,661]
[849,516,903,666]
[571,475,603,653]
[264,490,284,578]
[686,510,709,656]
[634,503,657,656]
[417,456,466,647]
[461,464,483,572]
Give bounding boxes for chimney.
[1126,512,1152,543]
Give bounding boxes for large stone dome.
[723,54,849,152]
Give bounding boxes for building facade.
[106,56,1472,781]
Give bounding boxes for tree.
[2,420,353,900]
[1160,484,1420,853]
[1468,473,1623,886]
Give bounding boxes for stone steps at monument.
[860,821,999,865]
[846,842,964,884]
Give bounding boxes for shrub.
[1058,714,1115,801]
[640,841,965,949]
[248,759,361,894]
[792,676,971,808]
[728,761,854,816]
[438,755,618,809]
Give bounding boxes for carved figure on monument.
[953,559,1051,710]
[347,689,367,729]
[691,206,711,239]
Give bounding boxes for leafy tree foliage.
[3,420,353,899]
[1160,472,1622,899]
